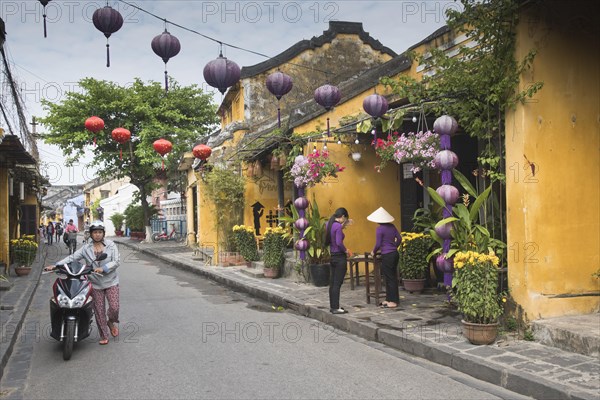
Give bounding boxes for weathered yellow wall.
[506,3,600,319]
[0,168,8,267]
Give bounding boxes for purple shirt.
[372,223,401,255]
[327,221,347,254]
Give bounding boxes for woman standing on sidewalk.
[368,207,402,308]
[45,221,120,345]
[324,208,352,314]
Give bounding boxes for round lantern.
[436,254,454,273]
[151,30,181,92]
[92,6,124,67]
[436,185,460,205]
[85,116,104,146]
[203,52,241,95]
[266,71,293,100]
[434,150,459,170]
[435,222,453,240]
[295,238,309,251]
[153,138,173,170]
[111,127,131,160]
[294,218,309,230]
[192,144,212,160]
[294,196,309,210]
[39,0,51,38]
[433,115,458,136]
[314,84,341,137]
[363,94,388,118]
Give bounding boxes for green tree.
[40,77,218,237]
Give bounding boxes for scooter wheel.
[63,319,75,361]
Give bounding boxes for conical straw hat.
[367,207,395,223]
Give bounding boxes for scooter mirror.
[96,253,108,261]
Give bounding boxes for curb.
[121,240,598,400]
[0,266,43,380]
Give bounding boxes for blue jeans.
[329,254,347,310]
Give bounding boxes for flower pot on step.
[461,320,499,345]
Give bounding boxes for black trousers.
[381,252,400,303]
[329,254,347,310]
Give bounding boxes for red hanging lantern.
[153,138,173,170]
[92,6,124,67]
[85,116,104,146]
[111,127,131,160]
[192,144,212,160]
[151,29,181,93]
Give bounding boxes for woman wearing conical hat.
[368,207,402,308]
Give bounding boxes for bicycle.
[151,224,184,243]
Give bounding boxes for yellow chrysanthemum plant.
[232,225,259,263]
[10,235,39,268]
[399,232,432,279]
[263,227,287,270]
[452,250,505,324]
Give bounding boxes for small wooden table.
[348,253,384,305]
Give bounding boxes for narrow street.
[1,242,529,400]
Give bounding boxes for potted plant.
[232,225,259,267]
[262,227,287,278]
[10,235,38,276]
[109,212,125,237]
[453,250,504,345]
[124,203,157,240]
[399,232,431,293]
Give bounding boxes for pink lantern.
[294,197,309,210]
[436,185,460,205]
[434,150,459,170]
[294,218,309,230]
[435,222,453,240]
[436,254,454,273]
[362,94,388,118]
[433,115,458,136]
[295,239,309,251]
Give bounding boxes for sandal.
[108,322,119,337]
[99,339,109,345]
[382,304,398,309]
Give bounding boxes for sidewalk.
[2,238,598,399]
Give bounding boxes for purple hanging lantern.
[92,5,124,68]
[314,84,341,137]
[363,94,388,145]
[151,30,181,93]
[203,52,241,95]
[433,115,460,291]
[39,0,52,38]
[266,71,293,128]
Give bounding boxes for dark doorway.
[192,186,198,237]
[400,167,423,232]
[20,205,37,236]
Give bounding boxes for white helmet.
[89,221,105,233]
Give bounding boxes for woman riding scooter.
[46,221,121,345]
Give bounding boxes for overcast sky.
[1,0,459,185]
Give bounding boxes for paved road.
[2,243,529,400]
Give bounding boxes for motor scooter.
[48,253,107,360]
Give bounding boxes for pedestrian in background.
[46,222,54,245]
[324,207,352,314]
[368,207,402,309]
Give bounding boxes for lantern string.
[43,8,48,38]
[117,0,333,76]
[106,42,111,68]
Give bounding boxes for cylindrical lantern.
[9,177,13,196]
[19,182,25,201]
[192,144,212,160]
[92,6,124,67]
[153,138,173,170]
[203,52,241,95]
[151,29,181,92]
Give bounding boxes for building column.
[0,168,9,267]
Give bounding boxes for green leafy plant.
[232,225,259,262]
[10,235,38,267]
[124,203,157,232]
[428,170,506,261]
[399,232,432,279]
[203,166,245,251]
[263,227,287,270]
[593,269,600,279]
[109,212,125,232]
[452,250,504,324]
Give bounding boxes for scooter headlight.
[57,294,71,308]
[72,294,87,308]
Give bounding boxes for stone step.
[531,313,600,358]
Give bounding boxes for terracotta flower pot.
[461,320,499,345]
[263,267,279,279]
[14,266,32,277]
[402,278,426,293]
